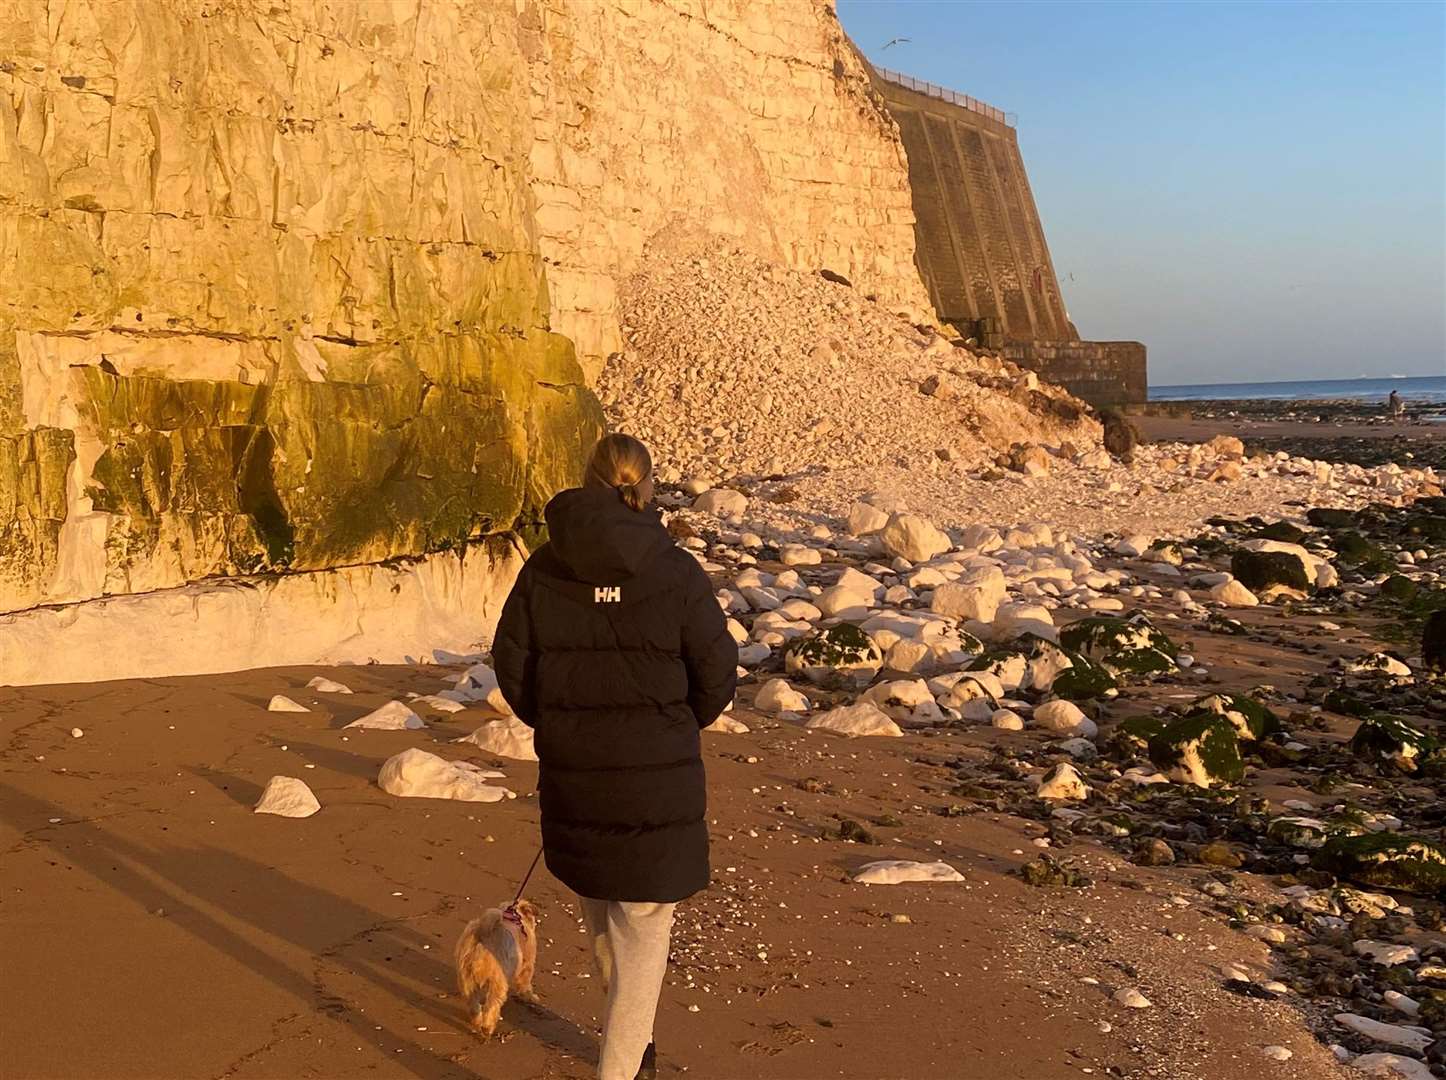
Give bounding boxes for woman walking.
[493,434,738,1080]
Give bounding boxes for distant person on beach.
[1388,389,1405,420]
[493,433,738,1080]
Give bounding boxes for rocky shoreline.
[1134,402,1446,471]
[652,456,1446,1078]
[5,428,1443,1078]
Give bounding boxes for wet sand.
[0,593,1372,1080]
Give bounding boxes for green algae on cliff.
[0,427,75,607]
[72,333,602,584]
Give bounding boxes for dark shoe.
[634,1042,657,1080]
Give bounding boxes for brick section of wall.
[872,72,1070,343]
[1003,341,1148,407]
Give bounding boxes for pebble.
[1112,987,1152,1009]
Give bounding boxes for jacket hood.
[542,486,674,584]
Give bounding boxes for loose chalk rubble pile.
[599,250,1441,542]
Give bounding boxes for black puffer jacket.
[492,487,738,903]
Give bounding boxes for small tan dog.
[455,899,539,1037]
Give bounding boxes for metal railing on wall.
[873,65,1014,127]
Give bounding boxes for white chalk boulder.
[345,701,425,730]
[693,488,748,517]
[306,676,352,694]
[705,715,751,734]
[254,776,321,818]
[852,860,965,885]
[930,567,1006,623]
[1036,762,1091,801]
[881,513,951,563]
[1033,699,1097,738]
[755,678,810,714]
[1209,578,1259,607]
[991,708,1026,730]
[1353,1053,1435,1080]
[414,693,468,714]
[806,702,903,738]
[377,748,512,802]
[267,695,309,713]
[846,501,890,537]
[1334,1014,1432,1054]
[456,664,515,715]
[456,716,537,761]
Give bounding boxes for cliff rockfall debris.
[599,247,1097,483]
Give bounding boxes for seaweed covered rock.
[1314,833,1446,898]
[936,674,1000,720]
[1191,693,1282,741]
[1344,653,1415,680]
[1230,549,1310,594]
[1023,639,1074,692]
[1350,714,1438,772]
[1254,521,1308,543]
[1267,816,1330,849]
[1048,651,1118,700]
[1380,574,1419,602]
[966,650,1030,693]
[1059,614,1177,679]
[1143,539,1184,566]
[1100,409,1139,464]
[1333,531,1395,573]
[1426,610,1446,673]
[1307,507,1357,529]
[784,623,883,687]
[1036,762,1091,801]
[1147,713,1244,788]
[1113,714,1168,753]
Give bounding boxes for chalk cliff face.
[0,0,931,676]
[523,0,932,375]
[0,0,602,616]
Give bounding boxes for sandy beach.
[7,493,1439,1079]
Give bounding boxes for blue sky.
[836,0,1446,386]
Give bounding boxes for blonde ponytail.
[585,433,653,511]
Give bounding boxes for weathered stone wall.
[523,0,933,376]
[1002,341,1148,407]
[0,0,602,618]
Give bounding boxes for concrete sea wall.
[872,68,1148,406]
[1002,341,1148,409]
[872,70,1070,344]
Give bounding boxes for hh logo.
[593,586,622,604]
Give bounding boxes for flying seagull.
[881,37,911,50]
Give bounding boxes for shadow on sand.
[0,781,597,1079]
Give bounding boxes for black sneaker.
[634,1042,657,1080]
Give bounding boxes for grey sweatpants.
[577,895,677,1080]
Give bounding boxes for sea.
[1150,375,1446,403]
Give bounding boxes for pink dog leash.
[501,846,543,937]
